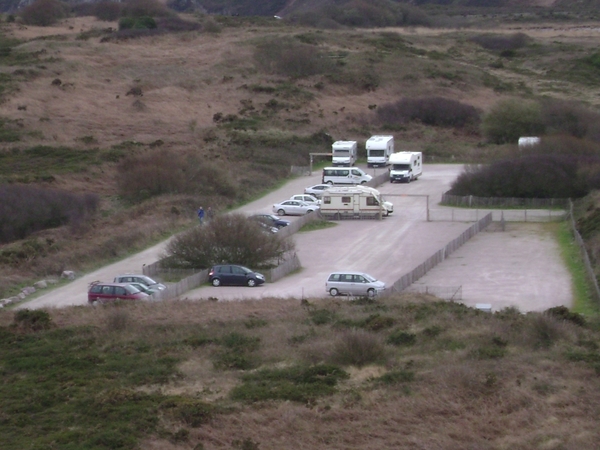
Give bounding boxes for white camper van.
[320,185,393,219]
[322,167,372,185]
[389,152,422,183]
[331,140,357,166]
[366,135,394,168]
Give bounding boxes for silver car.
[326,272,386,297]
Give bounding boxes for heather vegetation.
[0,295,598,449]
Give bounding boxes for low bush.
[0,184,99,244]
[19,0,68,26]
[230,364,349,403]
[386,330,417,346]
[330,329,387,367]
[12,309,53,332]
[376,97,481,130]
[254,36,334,79]
[469,32,530,52]
[94,1,122,21]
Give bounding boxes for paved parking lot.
[21,164,572,312]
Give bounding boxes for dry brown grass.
[3,293,598,449]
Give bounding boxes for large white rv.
[320,185,393,219]
[331,140,357,166]
[366,135,394,168]
[389,151,423,183]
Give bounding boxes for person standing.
[207,206,215,221]
[197,206,205,224]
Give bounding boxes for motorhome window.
[341,196,351,203]
[334,149,349,154]
[393,164,410,170]
[369,149,384,156]
[366,197,379,206]
[323,196,331,204]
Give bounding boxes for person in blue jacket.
[197,206,205,224]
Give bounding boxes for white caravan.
[331,140,357,166]
[366,135,394,167]
[320,185,393,219]
[389,151,423,183]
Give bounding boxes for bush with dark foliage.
[376,97,481,130]
[19,0,68,26]
[0,185,99,244]
[165,213,295,269]
[469,32,529,52]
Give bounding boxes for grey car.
[326,272,386,297]
[113,274,166,291]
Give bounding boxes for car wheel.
[247,278,256,287]
[329,288,339,297]
[367,288,376,297]
[306,209,313,214]
[211,278,221,287]
[326,181,334,185]
[360,181,367,185]
[277,209,285,216]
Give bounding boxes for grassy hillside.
[0,14,598,301]
[1,294,599,449]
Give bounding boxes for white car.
[273,200,318,216]
[304,184,331,198]
[290,194,321,205]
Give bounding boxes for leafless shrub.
[120,0,171,18]
[540,98,600,142]
[254,37,334,79]
[19,0,68,26]
[376,97,480,130]
[93,1,122,21]
[165,213,295,270]
[0,185,99,244]
[469,32,530,52]
[116,149,236,201]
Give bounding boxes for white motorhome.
[320,185,393,219]
[389,151,422,183]
[366,135,394,167]
[331,140,357,166]
[322,167,372,185]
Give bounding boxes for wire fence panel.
[429,208,566,222]
[405,285,463,301]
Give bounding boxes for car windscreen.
[363,274,377,282]
[125,285,142,294]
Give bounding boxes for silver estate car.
[326,272,386,297]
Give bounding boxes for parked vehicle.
[304,184,332,198]
[273,200,318,216]
[208,264,265,287]
[88,282,149,304]
[113,274,166,291]
[389,151,423,183]
[319,185,393,218]
[322,167,372,185]
[250,214,290,229]
[127,282,158,295]
[290,194,321,206]
[331,140,357,166]
[366,135,394,167]
[326,272,386,297]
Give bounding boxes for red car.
[88,282,149,304]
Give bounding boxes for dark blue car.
[250,214,290,229]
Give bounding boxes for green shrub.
[482,98,545,144]
[376,369,415,385]
[545,306,586,327]
[133,16,157,29]
[386,330,417,346]
[118,17,136,30]
[230,364,349,403]
[469,33,530,52]
[309,308,337,325]
[19,0,68,26]
[12,309,52,332]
